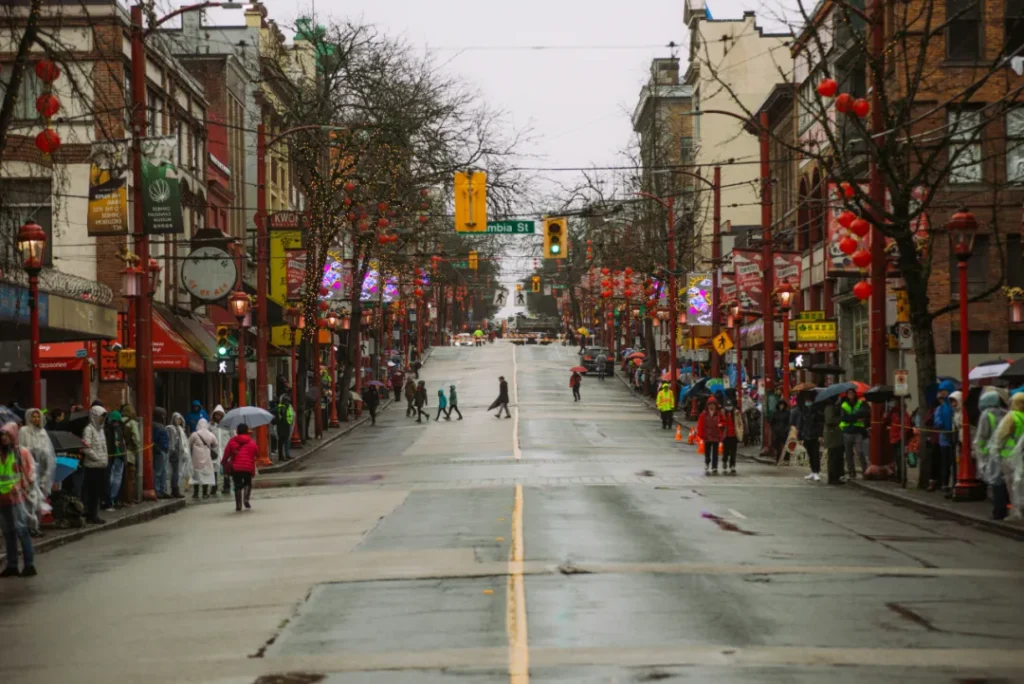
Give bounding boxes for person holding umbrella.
[570,370,583,403]
[362,385,380,426]
[221,424,258,511]
[839,388,869,479]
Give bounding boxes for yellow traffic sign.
[712,331,734,356]
[454,170,487,232]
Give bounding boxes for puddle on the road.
[701,511,759,536]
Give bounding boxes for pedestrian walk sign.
[712,331,734,356]
[493,289,508,306]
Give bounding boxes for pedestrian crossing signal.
[532,276,541,293]
[543,217,566,259]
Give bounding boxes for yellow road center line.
[507,483,529,683]
[512,344,522,461]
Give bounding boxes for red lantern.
[601,290,611,299]
[343,197,352,207]
[624,267,633,276]
[601,279,611,288]
[358,220,368,231]
[838,211,856,228]
[840,181,855,198]
[389,234,399,243]
[418,214,429,224]
[587,239,593,246]
[319,286,329,297]
[816,78,838,98]
[377,235,389,245]
[34,128,61,155]
[624,289,633,298]
[344,181,357,192]
[420,188,430,197]
[835,93,853,114]
[850,217,870,238]
[35,93,60,119]
[318,300,330,312]
[853,280,872,300]
[347,211,357,222]
[415,288,424,297]
[34,59,60,83]
[839,236,858,255]
[601,267,610,276]
[377,217,390,229]
[378,202,389,213]
[852,249,872,269]
[852,98,870,118]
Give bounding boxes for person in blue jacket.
[933,390,955,491]
[185,400,208,434]
[152,407,171,499]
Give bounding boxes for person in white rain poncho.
[209,405,232,496]
[974,388,1008,520]
[18,408,55,502]
[991,392,1024,521]
[188,418,218,499]
[168,412,190,497]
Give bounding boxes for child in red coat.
[697,398,726,475]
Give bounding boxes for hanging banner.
[87,141,129,236]
[720,273,737,304]
[773,252,802,289]
[141,136,184,234]
[683,272,713,326]
[285,250,307,299]
[732,249,764,314]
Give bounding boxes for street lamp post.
[637,192,678,397]
[284,306,303,449]
[948,208,985,502]
[228,290,250,407]
[774,279,795,401]
[326,309,340,428]
[18,221,47,409]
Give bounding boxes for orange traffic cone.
[687,427,697,445]
[675,425,683,442]
[697,437,705,455]
[718,442,724,455]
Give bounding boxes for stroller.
[743,406,762,447]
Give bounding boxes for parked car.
[579,346,614,374]
[452,333,475,346]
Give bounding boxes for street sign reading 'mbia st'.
[486,220,535,234]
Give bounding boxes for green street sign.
[451,260,469,268]
[486,220,535,235]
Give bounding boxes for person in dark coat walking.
[404,378,417,418]
[390,372,403,402]
[361,386,380,425]
[790,392,824,481]
[414,381,429,423]
[770,400,792,465]
[494,376,511,418]
[447,385,463,420]
[570,372,582,402]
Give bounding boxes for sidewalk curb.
[848,480,1024,542]
[0,498,186,564]
[260,346,433,475]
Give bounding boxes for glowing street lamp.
[18,221,47,409]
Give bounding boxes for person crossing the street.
[494,376,511,418]
[447,385,464,420]
[405,378,417,418]
[414,381,430,423]
[435,388,450,421]
[570,371,582,402]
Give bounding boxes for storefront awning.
[38,341,93,371]
[154,311,205,373]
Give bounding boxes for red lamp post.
[228,290,250,407]
[774,279,795,401]
[18,221,47,409]
[326,309,340,428]
[284,306,303,448]
[948,208,985,502]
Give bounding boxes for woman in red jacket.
[697,397,726,475]
[222,424,258,511]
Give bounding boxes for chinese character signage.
[794,319,837,343]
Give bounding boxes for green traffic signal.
[550,241,561,254]
[218,345,229,356]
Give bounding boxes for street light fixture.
[18,221,47,409]
[774,279,795,401]
[946,208,984,502]
[228,290,250,407]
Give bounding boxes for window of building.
[680,136,694,165]
[1006,0,1024,57]
[851,304,869,355]
[0,180,52,270]
[948,109,983,183]
[951,330,990,354]
[146,89,164,137]
[1007,108,1024,182]
[1010,330,1024,353]
[0,66,43,120]
[946,0,982,60]
[192,128,202,174]
[798,76,818,133]
[1008,234,1024,289]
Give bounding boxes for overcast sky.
[199,0,791,320]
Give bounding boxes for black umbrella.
[814,382,855,405]
[808,363,845,375]
[863,385,895,404]
[66,410,92,436]
[48,430,88,453]
[1000,360,1024,381]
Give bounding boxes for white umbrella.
[219,406,274,430]
[969,360,1011,381]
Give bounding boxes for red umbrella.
[571,366,587,373]
[626,351,646,360]
[850,381,870,396]
[632,358,643,366]
[661,370,682,382]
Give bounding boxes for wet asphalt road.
[3,341,1024,683]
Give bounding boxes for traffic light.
[216,326,230,357]
[516,284,522,291]
[468,250,478,270]
[531,276,541,293]
[543,216,566,260]
[454,170,487,232]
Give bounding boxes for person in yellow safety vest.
[0,422,36,577]
[657,383,676,430]
[992,392,1024,520]
[839,388,869,481]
